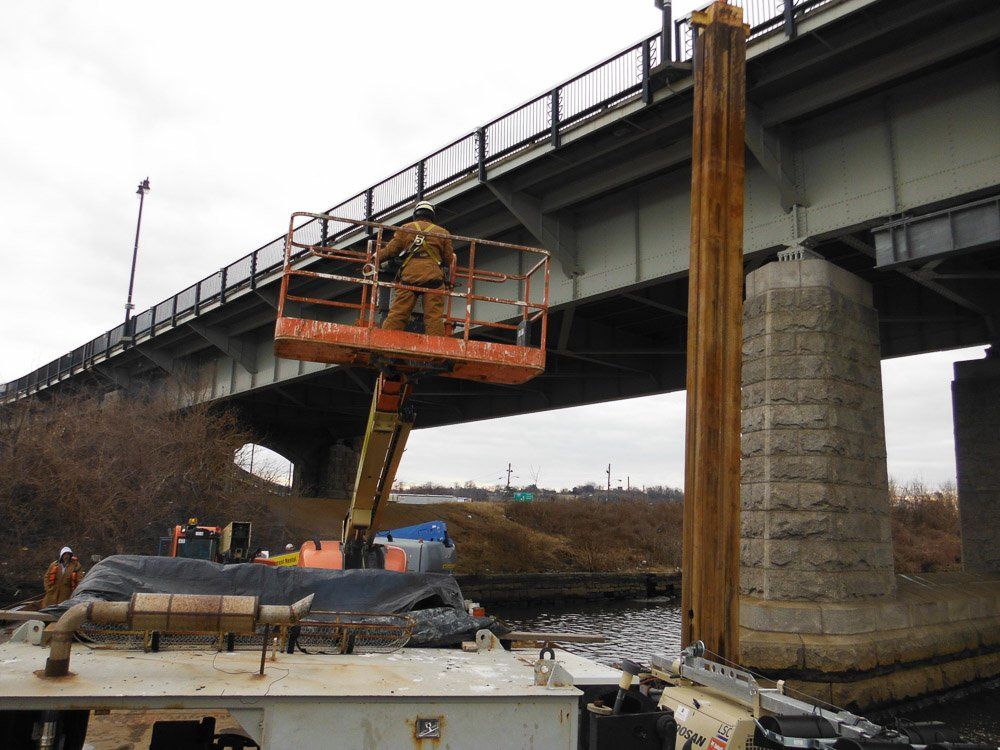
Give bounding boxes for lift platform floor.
[274,317,545,385]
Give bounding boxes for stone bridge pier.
[739,255,1000,709]
[290,440,360,498]
[952,351,1000,574]
[248,430,359,499]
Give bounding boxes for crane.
[273,213,551,570]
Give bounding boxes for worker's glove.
[362,263,376,278]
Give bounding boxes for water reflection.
[493,598,999,743]
[495,597,682,666]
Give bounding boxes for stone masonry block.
[740,568,765,597]
[765,569,849,601]
[742,481,766,510]
[741,456,767,482]
[800,633,877,673]
[798,484,852,512]
[799,431,847,457]
[741,537,765,567]
[767,455,839,483]
[767,512,831,540]
[766,539,870,572]
[738,629,804,671]
[765,379,800,405]
[741,512,766,540]
[819,603,878,635]
[769,404,832,430]
[764,429,800,456]
[764,482,801,510]
[741,430,766,457]
[740,599,823,634]
[765,539,806,568]
[765,332,799,357]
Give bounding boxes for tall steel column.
[680,2,748,663]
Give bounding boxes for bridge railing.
[3,0,842,401]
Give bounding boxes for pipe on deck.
[45,601,128,677]
[42,594,314,678]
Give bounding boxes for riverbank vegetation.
[267,496,683,575]
[890,480,962,573]
[0,389,963,601]
[0,390,271,602]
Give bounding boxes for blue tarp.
[378,520,449,543]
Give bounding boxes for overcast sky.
[1,1,977,492]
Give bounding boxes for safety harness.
[392,220,448,289]
[398,220,443,269]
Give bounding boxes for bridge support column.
[734,257,1000,710]
[741,256,896,602]
[292,440,360,499]
[952,349,1000,573]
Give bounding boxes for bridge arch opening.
[234,443,293,494]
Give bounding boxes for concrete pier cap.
[738,256,1000,710]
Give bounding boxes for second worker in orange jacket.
[376,201,454,336]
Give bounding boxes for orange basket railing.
[276,213,550,351]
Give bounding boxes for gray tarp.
[43,555,500,646]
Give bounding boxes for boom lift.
[274,213,550,570]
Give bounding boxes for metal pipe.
[37,710,58,750]
[42,594,313,678]
[259,594,314,625]
[612,659,642,715]
[45,602,128,677]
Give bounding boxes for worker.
[376,201,455,336]
[42,546,84,608]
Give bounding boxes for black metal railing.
[3,0,840,401]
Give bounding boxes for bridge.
[7,0,996,485]
[4,0,1000,707]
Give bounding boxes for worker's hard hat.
[59,546,73,557]
[413,201,435,219]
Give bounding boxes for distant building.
[389,493,470,505]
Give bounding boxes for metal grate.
[292,613,414,654]
[77,612,413,655]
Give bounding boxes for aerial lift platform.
[273,213,551,571]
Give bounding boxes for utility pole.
[681,2,748,664]
[125,177,151,333]
[606,464,611,498]
[505,463,513,492]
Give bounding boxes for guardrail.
[3,0,837,401]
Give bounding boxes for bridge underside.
[10,0,999,484]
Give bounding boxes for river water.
[494,598,1000,744]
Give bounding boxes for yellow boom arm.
[341,373,413,568]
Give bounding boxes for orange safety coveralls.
[376,219,455,336]
[42,557,84,608]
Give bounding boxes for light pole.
[125,178,151,332]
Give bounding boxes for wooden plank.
[504,631,606,644]
[0,610,57,623]
[681,2,748,664]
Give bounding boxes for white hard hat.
[59,546,73,557]
[413,200,435,218]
